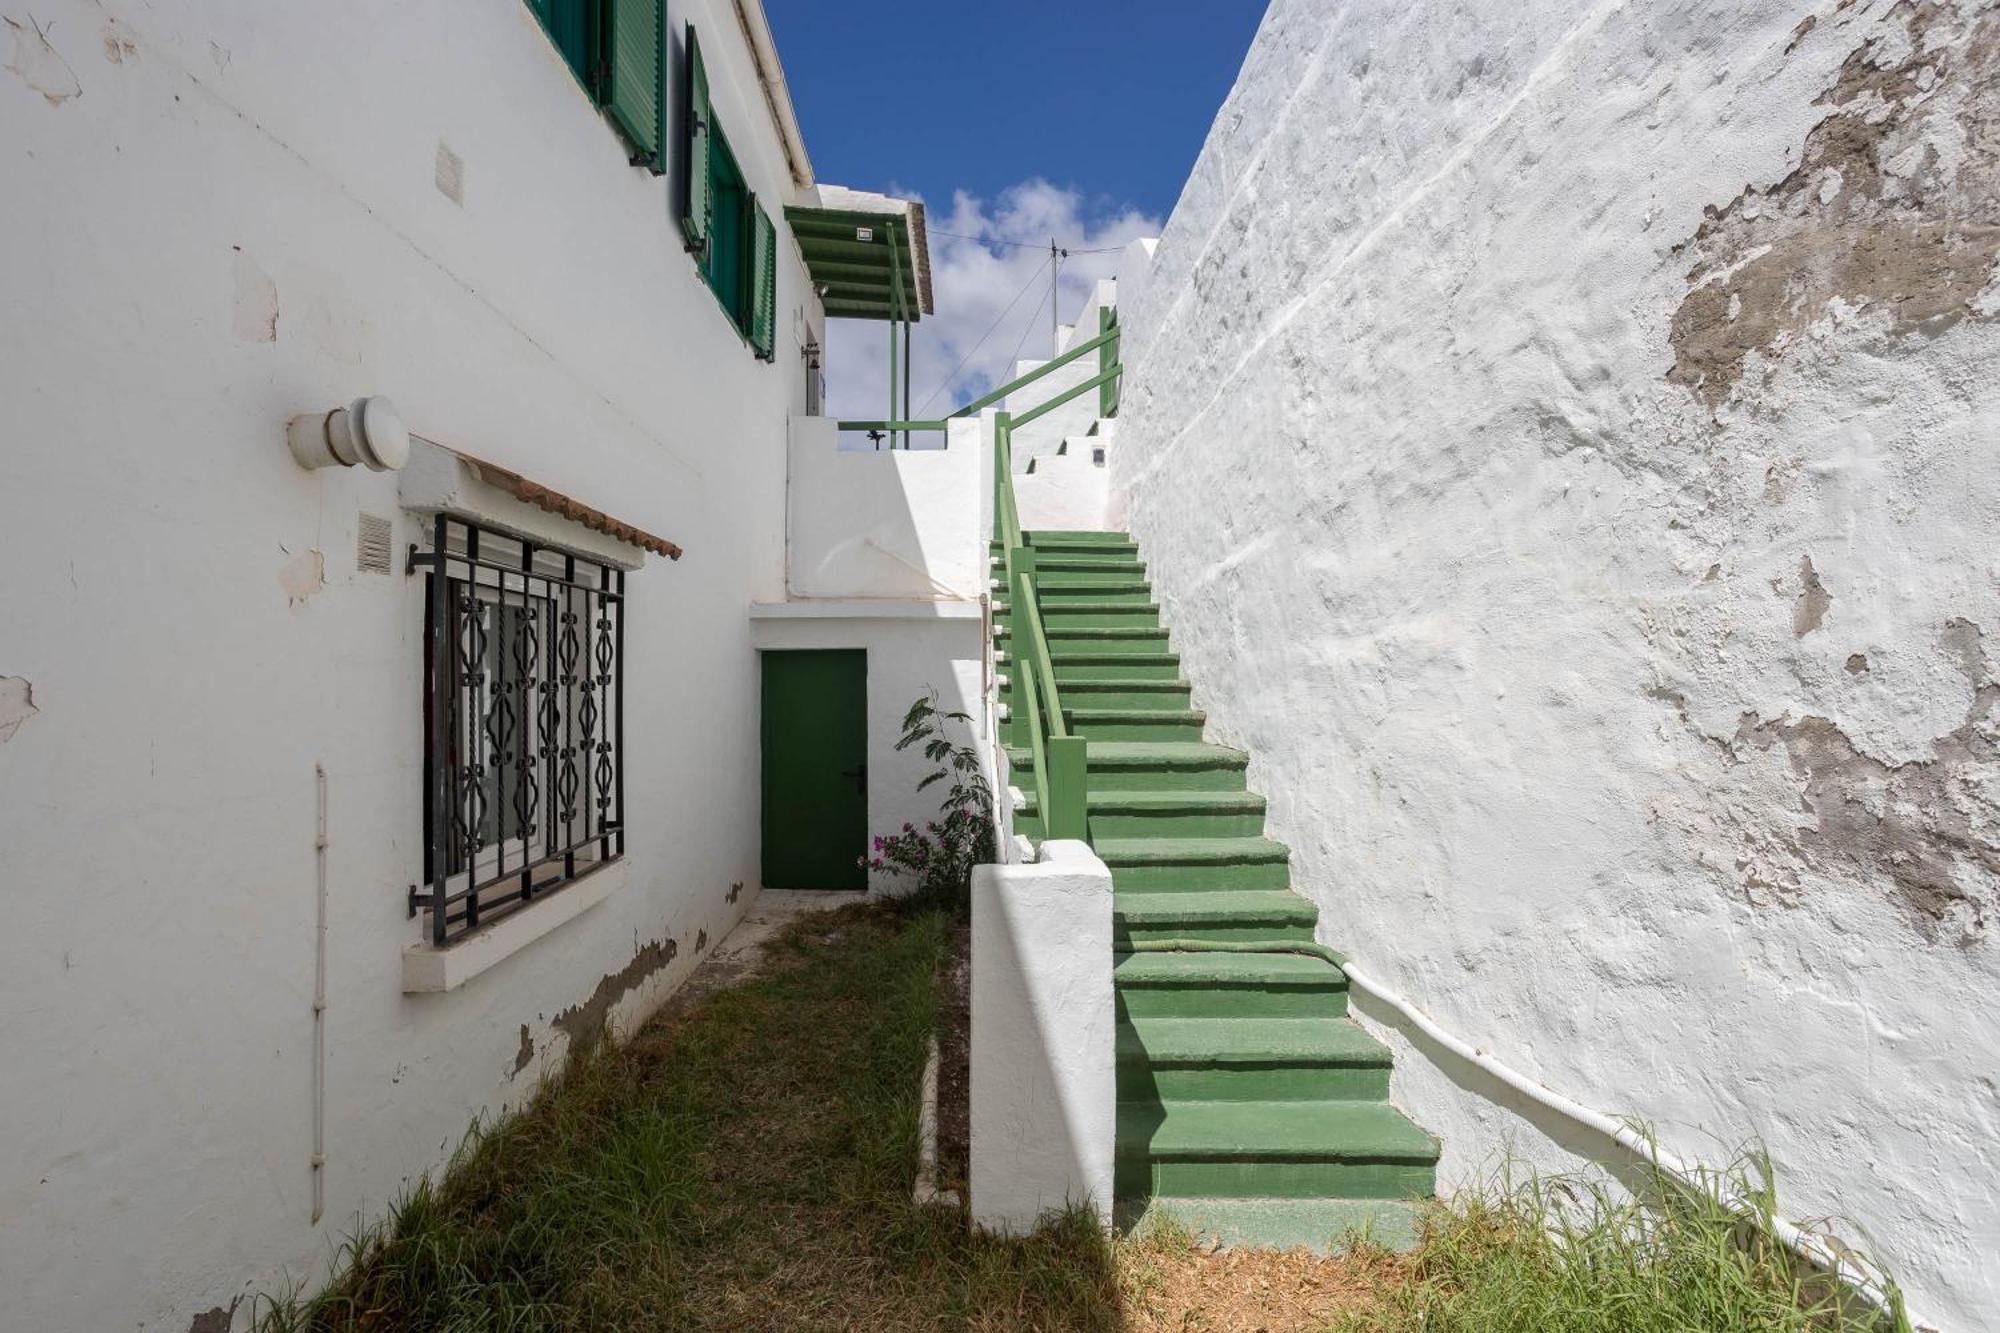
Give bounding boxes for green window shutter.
[680,23,711,253]
[529,0,597,91]
[750,202,776,359]
[605,0,664,171]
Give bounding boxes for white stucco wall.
[787,417,985,600]
[1111,1,2000,1325]
[0,0,823,1327]
[970,840,1116,1234]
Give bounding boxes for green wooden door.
[760,650,868,890]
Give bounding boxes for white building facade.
[1110,1,2000,1326]
[0,2,980,1328]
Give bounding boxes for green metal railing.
[836,317,1122,448]
[983,311,1122,846]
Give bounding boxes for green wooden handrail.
[836,419,949,433]
[951,325,1120,420]
[1010,365,1122,432]
[839,320,1123,439]
[993,405,1089,844]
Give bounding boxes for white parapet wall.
[1109,1,2000,1324]
[969,839,1115,1234]
[788,417,985,601]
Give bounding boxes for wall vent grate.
[357,513,394,574]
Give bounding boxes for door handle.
[840,763,867,794]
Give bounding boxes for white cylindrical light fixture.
[287,396,411,472]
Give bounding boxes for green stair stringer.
[993,529,1438,1253]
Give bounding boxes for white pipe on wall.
[310,764,329,1225]
[1339,959,1930,1332]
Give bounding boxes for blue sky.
[762,1,1268,421]
[764,2,1267,222]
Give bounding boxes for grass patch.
[261,903,1118,1332]
[259,901,1907,1333]
[1336,1158,1905,1333]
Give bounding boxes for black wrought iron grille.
[412,515,625,945]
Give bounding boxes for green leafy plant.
[860,690,996,909]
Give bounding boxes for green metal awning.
[785,185,933,323]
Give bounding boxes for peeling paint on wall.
[1793,554,1832,637]
[186,1297,238,1333]
[0,675,37,743]
[277,548,323,603]
[1718,620,1998,940]
[551,934,677,1059]
[230,248,278,343]
[1668,1,2000,407]
[99,19,134,64]
[3,13,81,104]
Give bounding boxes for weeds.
[1338,1153,1904,1333]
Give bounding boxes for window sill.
[402,858,628,994]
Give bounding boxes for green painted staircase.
[994,529,1437,1250]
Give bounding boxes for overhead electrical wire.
[929,228,1128,256]
[999,260,1055,383]
[914,254,1052,416]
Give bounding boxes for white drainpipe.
[1339,959,1932,1332]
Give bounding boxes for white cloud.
[818,179,1160,438]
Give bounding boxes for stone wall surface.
[1111,1,2000,1324]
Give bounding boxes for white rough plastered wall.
[0,0,817,1328]
[1111,0,2000,1325]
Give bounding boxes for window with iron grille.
[411,516,625,946]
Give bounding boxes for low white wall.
[969,840,1116,1234]
[1111,1,2000,1324]
[789,417,985,600]
[750,607,985,895]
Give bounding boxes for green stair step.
[1048,676,1191,702]
[995,625,1171,655]
[1029,569,1155,590]
[1004,679,1193,712]
[1009,742,1248,792]
[999,650,1183,681]
[995,550,1143,569]
[1063,707,1205,741]
[1016,787,1264,840]
[1044,625,1169,641]
[993,531,1134,550]
[1027,540,1140,557]
[1027,529,1133,546]
[1124,1197,1422,1254]
[1099,836,1292,890]
[1035,584,1156,606]
[1115,890,1317,945]
[997,600,1162,627]
[1114,950,1348,1017]
[1115,1101,1439,1201]
[1095,790,1267,837]
[1119,1016,1392,1101]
